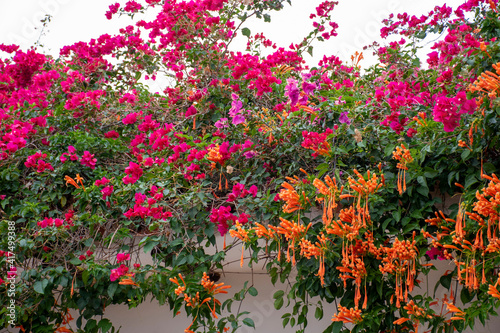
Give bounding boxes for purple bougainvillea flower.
[339,112,351,125]
[302,81,317,95]
[229,93,242,117]
[215,118,228,129]
[285,78,300,106]
[231,114,246,125]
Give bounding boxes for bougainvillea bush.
[1,0,500,332]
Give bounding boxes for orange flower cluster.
[404,300,432,320]
[412,111,427,127]
[65,174,85,191]
[255,107,280,143]
[488,273,500,300]
[230,167,442,322]
[279,181,303,213]
[206,144,224,165]
[313,174,345,226]
[201,272,231,297]
[119,273,139,287]
[445,302,465,321]
[325,206,360,239]
[54,309,75,333]
[229,221,250,267]
[394,300,432,331]
[347,169,383,227]
[277,217,311,265]
[170,272,231,332]
[473,173,500,227]
[299,233,328,286]
[393,144,413,195]
[337,244,367,308]
[332,305,363,324]
[469,62,500,100]
[379,236,417,308]
[423,173,500,297]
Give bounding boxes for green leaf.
[483,162,496,174]
[34,280,49,294]
[82,270,89,285]
[69,257,82,265]
[98,318,113,332]
[273,290,284,299]
[417,176,429,197]
[315,306,323,320]
[394,208,401,222]
[108,283,118,298]
[440,273,452,289]
[248,286,258,296]
[85,319,97,331]
[384,144,396,157]
[461,149,471,160]
[331,321,343,333]
[307,46,313,57]
[242,318,255,328]
[460,287,475,304]
[143,241,159,254]
[377,279,383,298]
[465,174,478,188]
[274,297,284,310]
[423,167,438,178]
[242,27,251,37]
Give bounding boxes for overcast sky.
[0,0,465,68]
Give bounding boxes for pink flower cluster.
[110,264,129,281]
[25,151,54,173]
[433,91,476,132]
[78,250,94,261]
[105,130,120,139]
[302,128,333,158]
[380,112,410,135]
[119,90,139,105]
[309,1,339,40]
[122,112,141,125]
[95,177,114,200]
[209,206,250,236]
[37,217,73,229]
[123,162,143,184]
[80,151,97,169]
[105,3,120,20]
[60,146,79,163]
[227,183,258,202]
[123,185,172,221]
[110,253,134,281]
[60,146,97,169]
[64,90,106,115]
[117,253,131,262]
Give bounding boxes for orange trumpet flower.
[64,175,80,189]
[332,306,362,324]
[55,327,73,333]
[392,144,413,195]
[119,278,139,287]
[207,144,225,165]
[64,174,85,191]
[279,182,302,213]
[445,302,465,320]
[276,217,310,265]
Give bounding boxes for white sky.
[0,0,465,69]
